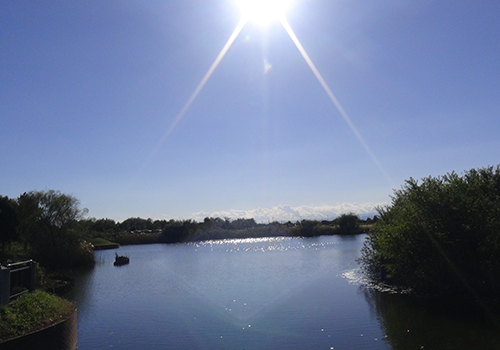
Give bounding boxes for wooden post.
[0,265,10,306]
[29,260,36,292]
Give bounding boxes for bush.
[359,166,500,299]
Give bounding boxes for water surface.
[65,235,500,349]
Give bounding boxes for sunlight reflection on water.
[342,268,411,294]
[192,236,338,253]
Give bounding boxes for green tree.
[296,219,320,237]
[161,219,199,243]
[17,190,93,269]
[90,218,117,233]
[119,217,152,232]
[335,213,360,235]
[359,166,500,299]
[229,218,257,230]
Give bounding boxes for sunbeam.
[148,18,247,161]
[280,18,394,187]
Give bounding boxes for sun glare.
[152,2,392,187]
[235,0,293,27]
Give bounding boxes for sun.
[235,0,293,27]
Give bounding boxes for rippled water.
[64,235,500,349]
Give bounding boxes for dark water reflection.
[363,288,500,350]
[64,235,500,349]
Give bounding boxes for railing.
[0,260,37,306]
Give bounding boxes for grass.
[89,237,120,250]
[89,237,115,246]
[0,290,75,343]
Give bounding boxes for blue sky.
[2,0,499,222]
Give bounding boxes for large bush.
[360,166,500,298]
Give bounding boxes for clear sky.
[2,0,499,222]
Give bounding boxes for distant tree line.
[1,189,374,269]
[84,214,374,245]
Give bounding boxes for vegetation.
[89,238,119,250]
[0,190,94,269]
[289,213,365,237]
[0,290,74,343]
[16,190,94,269]
[359,166,500,300]
[102,215,372,245]
[79,214,373,247]
[89,237,115,246]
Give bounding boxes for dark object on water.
[114,253,129,266]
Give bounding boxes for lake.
[64,235,500,349]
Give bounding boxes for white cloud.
[191,202,387,223]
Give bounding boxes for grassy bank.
[90,237,120,250]
[0,290,75,343]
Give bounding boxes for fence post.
[0,265,10,306]
[29,260,36,292]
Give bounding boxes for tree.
[359,166,500,299]
[296,219,319,237]
[91,218,117,233]
[161,219,199,243]
[229,218,257,230]
[0,196,19,257]
[17,190,93,269]
[119,217,152,232]
[335,213,360,235]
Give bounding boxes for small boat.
[114,253,130,266]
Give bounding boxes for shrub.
[359,166,500,299]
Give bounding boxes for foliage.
[333,212,361,235]
[295,219,320,237]
[292,214,364,237]
[161,219,200,243]
[87,218,118,233]
[2,187,375,267]
[119,217,153,232]
[0,290,74,342]
[16,190,94,269]
[360,166,500,299]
